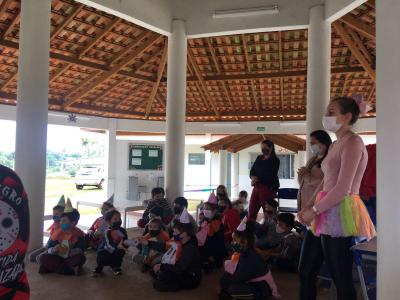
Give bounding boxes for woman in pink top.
[298,97,376,300]
[297,130,332,211]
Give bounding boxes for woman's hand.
[300,208,317,226]
[297,167,308,178]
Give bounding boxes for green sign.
[128,144,163,170]
[256,126,266,132]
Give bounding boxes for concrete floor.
[26,229,333,300]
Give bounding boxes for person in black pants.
[92,210,128,277]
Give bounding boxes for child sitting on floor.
[265,213,302,273]
[29,195,65,262]
[142,208,202,292]
[219,217,281,300]
[169,196,198,233]
[38,199,86,276]
[135,218,170,272]
[85,195,115,249]
[197,192,226,271]
[92,210,128,277]
[255,199,282,250]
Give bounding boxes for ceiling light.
[213,5,279,19]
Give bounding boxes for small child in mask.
[38,199,86,275]
[266,213,302,272]
[136,218,170,273]
[92,210,128,277]
[29,195,65,262]
[86,195,115,250]
[197,193,226,271]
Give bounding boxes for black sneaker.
[113,267,122,276]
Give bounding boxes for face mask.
[310,144,321,156]
[231,243,242,253]
[173,232,183,241]
[203,209,214,219]
[61,223,71,231]
[262,148,270,156]
[174,206,183,215]
[53,215,61,223]
[150,229,161,237]
[112,221,122,230]
[276,225,286,234]
[322,116,342,133]
[218,206,226,213]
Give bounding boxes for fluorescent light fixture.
[203,122,241,127]
[213,5,279,19]
[279,121,306,126]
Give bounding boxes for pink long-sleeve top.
[315,132,368,213]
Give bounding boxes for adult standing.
[0,164,30,300]
[297,130,332,211]
[248,140,280,221]
[298,97,376,300]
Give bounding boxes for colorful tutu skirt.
[311,191,376,240]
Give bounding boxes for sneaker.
[113,268,122,276]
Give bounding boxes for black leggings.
[298,231,356,300]
[153,269,201,292]
[96,249,125,269]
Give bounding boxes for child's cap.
[57,195,66,207]
[105,194,114,205]
[149,205,163,217]
[179,208,191,224]
[64,198,74,213]
[206,192,218,205]
[236,216,247,232]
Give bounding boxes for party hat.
[105,194,114,205]
[57,195,66,207]
[236,216,247,232]
[64,198,73,213]
[206,192,218,205]
[179,208,190,224]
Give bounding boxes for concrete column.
[231,152,239,197]
[14,0,51,250]
[376,1,400,298]
[218,150,228,187]
[306,5,331,158]
[165,20,187,203]
[105,118,117,198]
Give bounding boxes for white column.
[105,118,117,198]
[218,150,228,187]
[377,1,400,298]
[165,20,187,203]
[231,152,239,197]
[14,0,51,250]
[306,5,331,158]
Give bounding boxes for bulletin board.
[128,144,163,170]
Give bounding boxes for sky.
[0,120,105,153]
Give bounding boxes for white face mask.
[322,116,342,133]
[310,144,321,156]
[276,225,286,234]
[203,209,214,219]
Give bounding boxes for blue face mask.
[61,223,71,231]
[231,242,242,253]
[53,215,61,223]
[173,232,183,241]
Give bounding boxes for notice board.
[128,144,163,170]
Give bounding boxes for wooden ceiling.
[202,134,306,153]
[0,0,376,122]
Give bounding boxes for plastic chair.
[277,188,299,213]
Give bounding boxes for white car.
[74,166,105,190]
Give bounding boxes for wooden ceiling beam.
[2,13,19,39]
[145,43,168,118]
[278,32,284,111]
[115,83,149,109]
[51,3,84,40]
[230,135,263,153]
[241,34,259,111]
[78,18,122,59]
[340,14,375,40]
[188,49,220,117]
[264,134,300,153]
[333,22,375,81]
[49,63,71,84]
[62,32,160,108]
[206,38,238,120]
[347,28,373,64]
[0,0,12,17]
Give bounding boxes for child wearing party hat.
[29,195,66,262]
[38,198,86,276]
[141,208,202,292]
[219,217,281,300]
[85,194,115,249]
[197,192,226,271]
